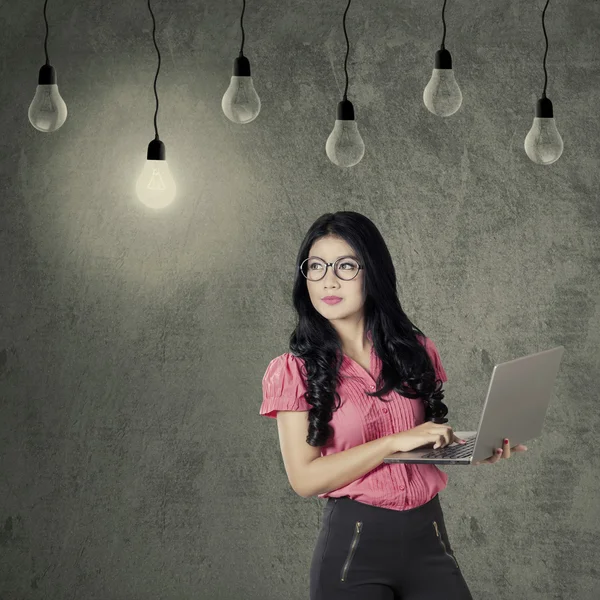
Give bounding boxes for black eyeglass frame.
[299,256,364,281]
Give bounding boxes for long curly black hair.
[289,211,449,447]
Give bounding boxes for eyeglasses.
[299,256,363,281]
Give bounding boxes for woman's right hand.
[391,421,467,453]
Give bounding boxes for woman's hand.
[473,438,528,465]
[392,422,465,453]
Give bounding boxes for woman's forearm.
[297,434,398,498]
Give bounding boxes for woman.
[259,211,527,600]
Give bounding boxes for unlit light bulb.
[423,48,462,117]
[28,64,67,132]
[222,55,261,124]
[326,99,365,168]
[524,96,563,165]
[136,139,176,209]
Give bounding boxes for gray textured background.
[1,0,599,598]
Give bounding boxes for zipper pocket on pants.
[433,521,460,570]
[340,521,363,582]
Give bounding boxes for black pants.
[310,494,474,600]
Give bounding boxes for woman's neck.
[333,319,371,357]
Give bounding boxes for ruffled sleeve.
[260,353,312,418]
[417,334,448,383]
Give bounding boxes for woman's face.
[305,235,366,322]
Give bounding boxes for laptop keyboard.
[420,436,476,459]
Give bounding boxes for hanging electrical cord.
[440,0,447,49]
[524,0,563,164]
[135,0,177,209]
[342,0,351,100]
[541,0,549,98]
[148,0,161,142]
[43,0,50,65]
[28,0,68,132]
[239,0,246,56]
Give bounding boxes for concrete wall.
[1,0,598,598]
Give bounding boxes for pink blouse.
[259,334,449,511]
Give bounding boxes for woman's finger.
[433,434,447,449]
[487,448,502,463]
[476,443,528,465]
[444,426,453,447]
[512,444,528,452]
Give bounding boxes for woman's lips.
[322,297,342,305]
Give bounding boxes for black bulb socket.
[38,64,57,84]
[434,48,453,69]
[147,139,166,161]
[336,99,356,121]
[233,55,251,76]
[535,96,554,118]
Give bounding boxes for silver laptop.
[383,345,564,465]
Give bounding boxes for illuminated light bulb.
[28,64,67,132]
[326,99,365,168]
[136,138,176,209]
[524,96,563,165]
[222,55,261,124]
[423,48,462,117]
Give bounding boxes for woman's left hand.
[474,438,528,465]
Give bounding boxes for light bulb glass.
[524,117,564,165]
[136,159,176,209]
[326,120,365,168]
[423,69,462,117]
[28,84,68,132]
[222,76,261,124]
